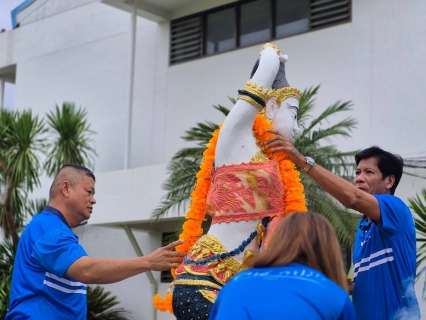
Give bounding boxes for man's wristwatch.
[302,156,315,172]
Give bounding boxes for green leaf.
[87,285,131,320]
[408,188,426,299]
[44,102,97,177]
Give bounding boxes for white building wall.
[1,0,426,319]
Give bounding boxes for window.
[170,0,351,64]
[239,0,270,47]
[205,8,235,55]
[275,0,310,38]
[160,232,179,283]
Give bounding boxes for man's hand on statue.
[264,129,305,168]
[145,240,185,271]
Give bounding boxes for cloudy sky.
[0,0,23,30]
[0,0,22,110]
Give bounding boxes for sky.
[0,0,22,110]
[0,0,23,30]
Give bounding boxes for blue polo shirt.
[352,194,420,320]
[6,206,88,320]
[210,263,355,320]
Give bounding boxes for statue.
[153,43,307,319]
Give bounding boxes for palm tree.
[87,286,131,320]
[152,104,229,222]
[0,109,47,245]
[44,102,97,177]
[0,103,97,246]
[0,103,97,317]
[407,188,426,299]
[152,86,359,247]
[294,86,359,248]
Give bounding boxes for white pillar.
[124,0,137,169]
[123,225,158,320]
[0,77,4,109]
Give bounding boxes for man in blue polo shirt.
[7,164,184,319]
[264,134,420,319]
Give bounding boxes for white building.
[1,0,426,319]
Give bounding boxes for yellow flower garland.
[153,114,307,312]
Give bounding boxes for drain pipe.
[124,0,137,169]
[123,225,157,320]
[0,77,4,109]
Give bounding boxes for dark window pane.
[160,232,178,283]
[205,8,235,55]
[240,0,271,48]
[275,0,310,38]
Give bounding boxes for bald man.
[6,164,184,320]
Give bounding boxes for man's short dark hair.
[49,164,95,199]
[59,164,95,182]
[355,146,403,195]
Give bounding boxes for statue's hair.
[49,164,95,200]
[251,211,348,291]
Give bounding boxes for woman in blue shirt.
[209,211,355,320]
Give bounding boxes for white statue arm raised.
[215,45,283,167]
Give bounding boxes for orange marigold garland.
[252,113,307,247]
[153,124,221,312]
[153,113,307,312]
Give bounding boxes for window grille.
[170,16,203,64]
[310,0,351,29]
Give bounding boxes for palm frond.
[407,188,426,299]
[297,85,319,126]
[87,286,131,320]
[304,187,358,247]
[25,198,49,217]
[213,104,230,117]
[152,103,230,219]
[181,121,220,146]
[304,100,354,133]
[408,189,426,267]
[152,159,199,219]
[0,239,16,318]
[308,118,358,144]
[44,102,97,177]
[172,148,205,161]
[3,110,47,191]
[0,239,16,271]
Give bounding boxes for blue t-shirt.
[209,263,355,320]
[6,206,88,320]
[352,194,420,320]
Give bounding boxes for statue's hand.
[248,44,282,89]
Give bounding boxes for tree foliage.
[0,103,97,317]
[44,102,96,177]
[0,239,16,319]
[87,286,131,320]
[408,188,426,299]
[0,103,96,246]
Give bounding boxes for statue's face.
[271,97,300,140]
